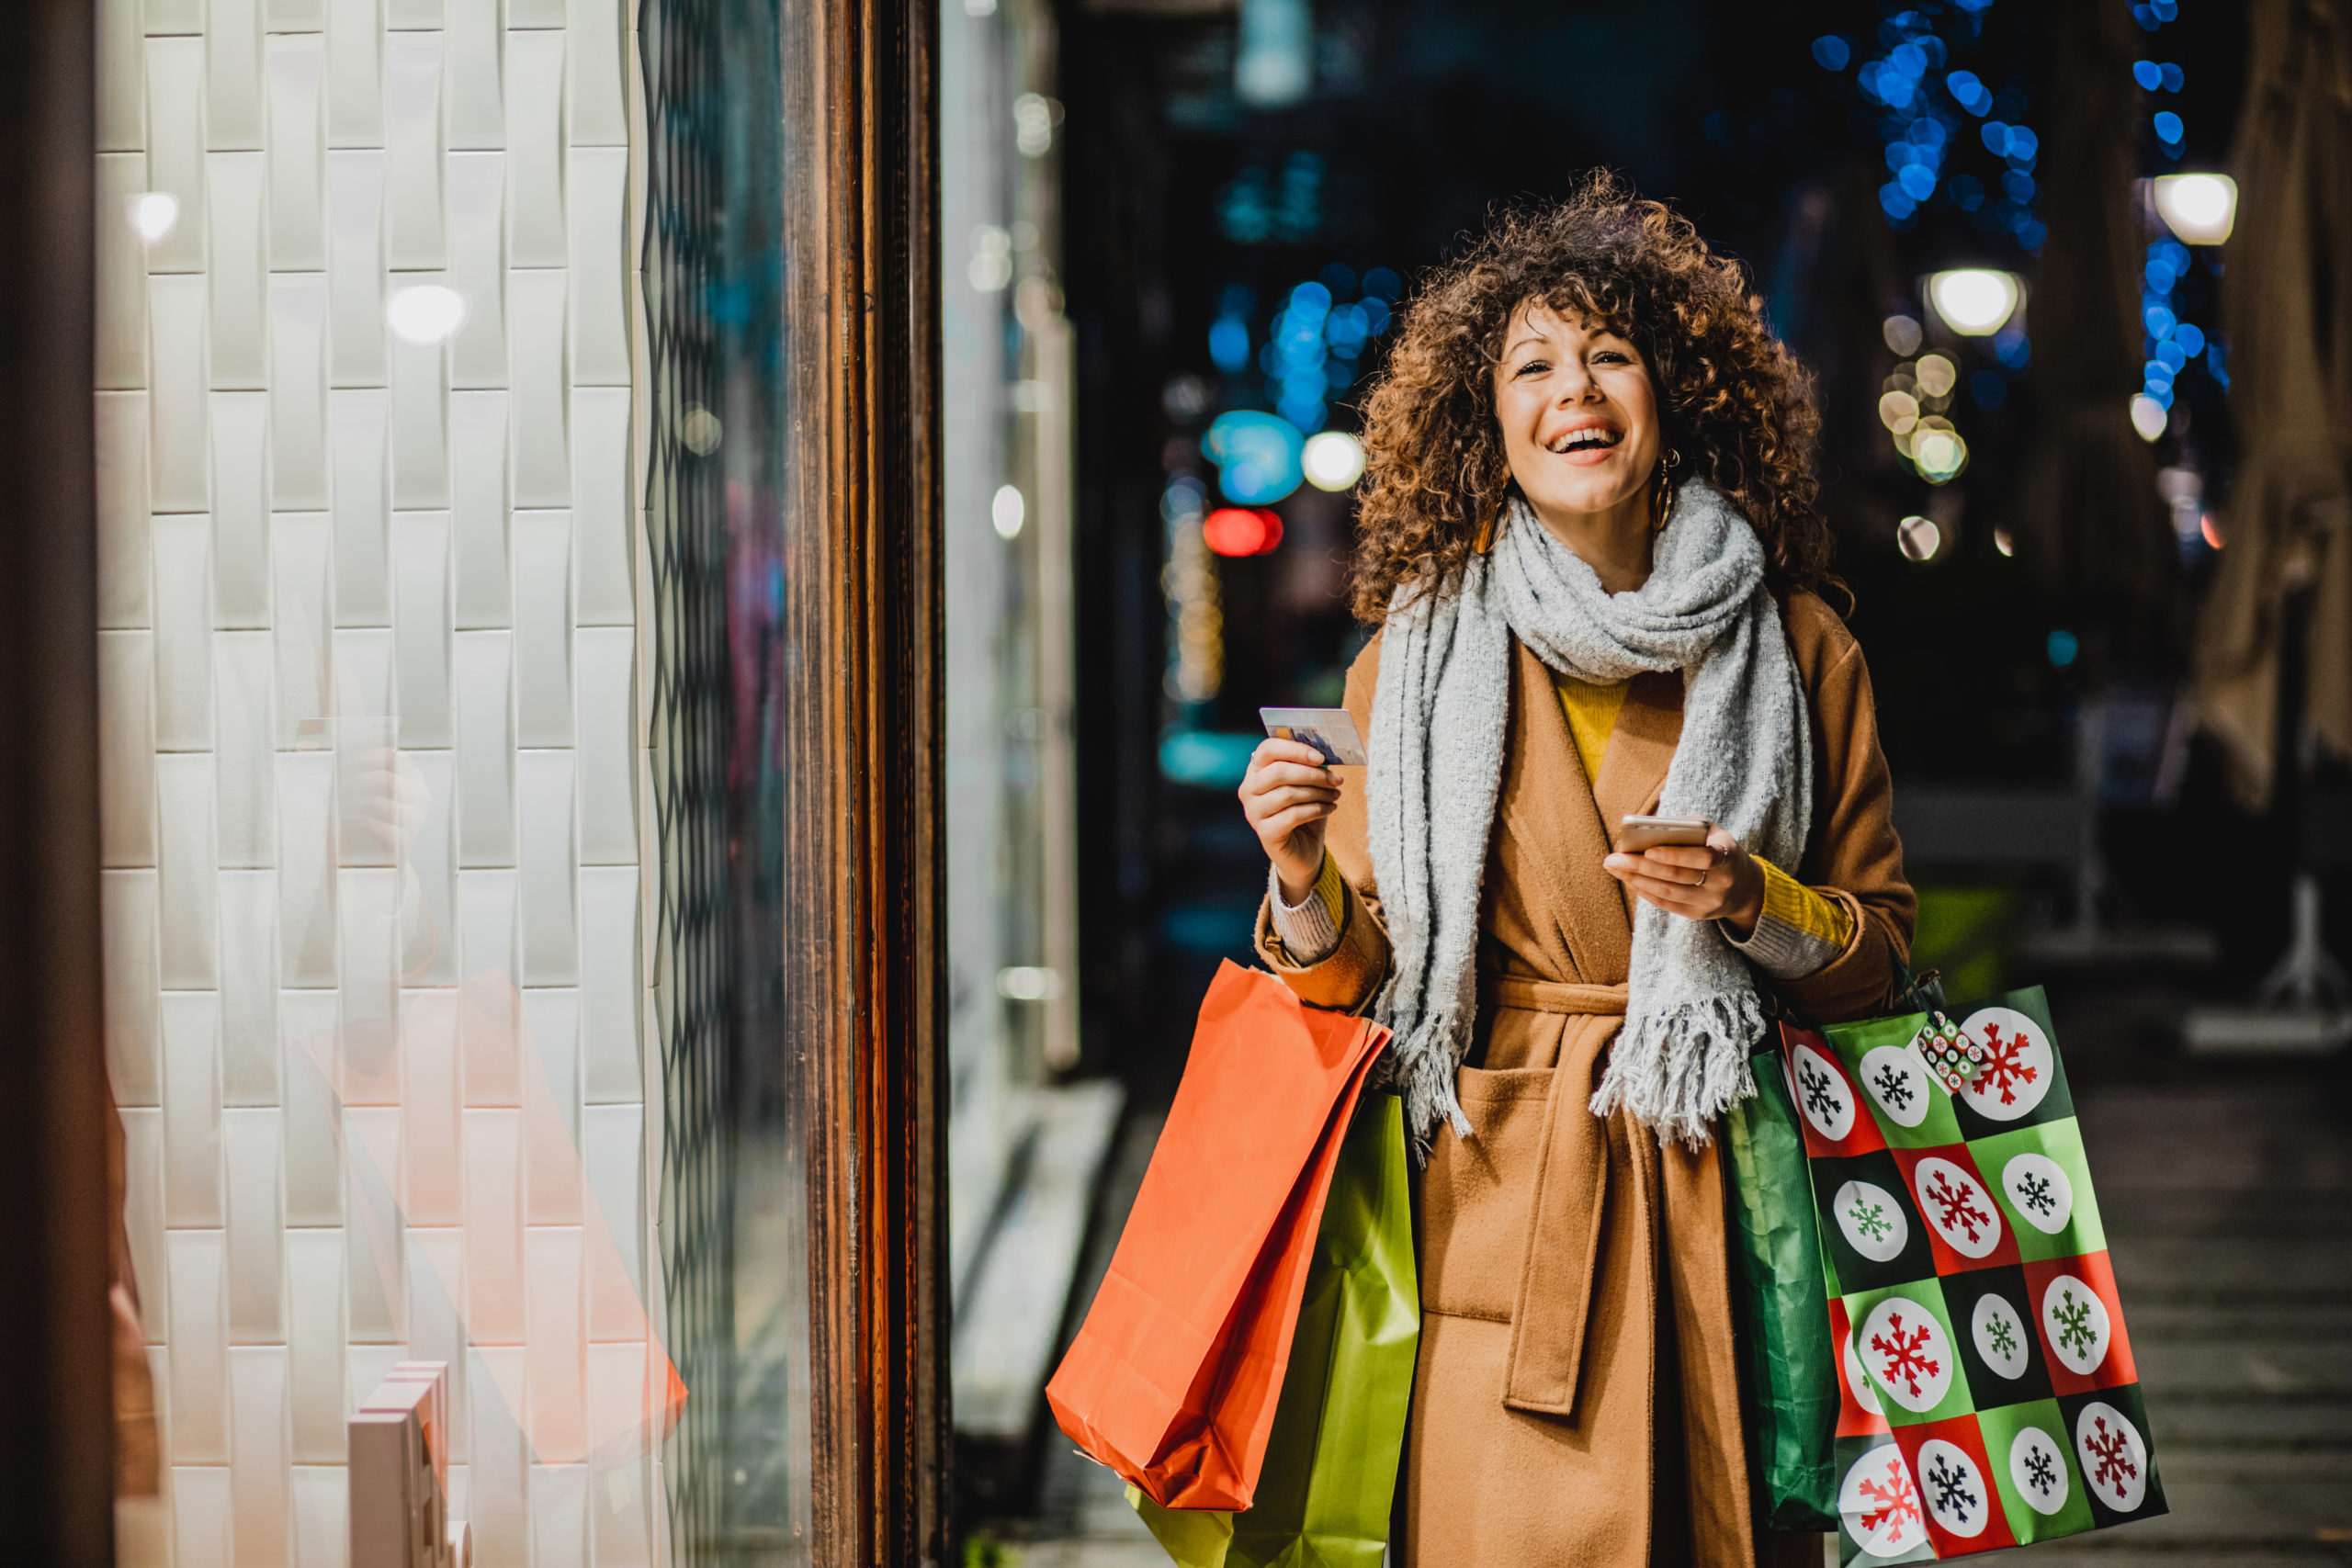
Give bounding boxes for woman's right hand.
[1239,739,1343,904]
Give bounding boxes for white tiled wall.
[97,2,670,1563]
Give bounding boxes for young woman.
[1237,177,1914,1566]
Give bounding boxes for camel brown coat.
[1254,591,1914,1568]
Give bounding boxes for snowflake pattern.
[1925,1169,1996,1243]
[2084,1416,2139,1500]
[1799,1058,1842,1122]
[2014,1170,2058,1217]
[2052,1287,2098,1359]
[2022,1441,2059,1496]
[1858,1454,1921,1544]
[1871,1063,1916,1111]
[1848,1199,1894,1243]
[1926,1452,1979,1524]
[1985,1310,2020,1360]
[1869,1311,1943,1399]
[1974,1021,2041,1106]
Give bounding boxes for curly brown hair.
[1349,174,1831,622]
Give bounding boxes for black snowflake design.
[2021,1439,2059,1496]
[2014,1170,2058,1217]
[2084,1416,2140,1500]
[1985,1310,2020,1360]
[1871,1063,1916,1111]
[1924,1168,1996,1243]
[1848,1199,1894,1244]
[2051,1287,2098,1359]
[1926,1453,1979,1524]
[1799,1058,1843,1122]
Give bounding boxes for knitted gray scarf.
[1366,480,1812,1150]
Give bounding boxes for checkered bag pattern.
[1780,987,2165,1563]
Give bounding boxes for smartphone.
[1617,814,1712,852]
[1259,706,1368,767]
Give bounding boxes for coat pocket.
[1416,1066,1553,1323]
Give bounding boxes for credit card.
[1259,706,1367,766]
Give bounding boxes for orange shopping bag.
[1046,961,1390,1510]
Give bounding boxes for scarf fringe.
[1386,1005,1475,1159]
[1588,989,1767,1148]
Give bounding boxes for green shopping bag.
[1129,1092,1419,1568]
[1726,1040,1840,1530]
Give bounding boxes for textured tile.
[577,867,637,1103]
[99,631,159,868]
[289,1466,347,1568]
[266,0,329,29]
[271,514,333,742]
[503,31,565,267]
[390,328,452,508]
[162,990,226,1227]
[452,392,512,625]
[447,155,507,389]
[218,869,282,1101]
[459,874,522,1096]
[390,513,454,747]
[515,750,577,984]
[582,1103,642,1332]
[513,512,572,747]
[165,1230,230,1463]
[570,389,630,626]
[150,275,213,513]
[330,657,396,866]
[586,1363,651,1568]
[388,0,445,25]
[279,991,343,1225]
[267,277,330,509]
[338,867,402,1063]
[405,749,459,983]
[148,0,208,34]
[565,0,625,147]
[323,0,384,146]
[172,1464,233,1568]
[524,1230,586,1461]
[264,35,326,272]
[384,31,446,268]
[96,154,151,389]
[521,988,582,1223]
[402,989,463,1223]
[285,1231,347,1461]
[456,631,517,865]
[573,629,632,864]
[208,154,268,389]
[330,390,390,625]
[209,393,272,627]
[566,150,628,387]
[344,1105,407,1342]
[207,0,266,150]
[145,37,209,274]
[468,1345,531,1567]
[273,750,339,987]
[507,271,570,506]
[405,1235,469,1437]
[157,753,221,988]
[216,631,277,865]
[529,1461,587,1568]
[97,393,154,628]
[121,1107,166,1337]
[509,0,566,24]
[463,1109,526,1342]
[228,1348,292,1567]
[222,1108,286,1341]
[447,0,503,150]
[326,151,387,389]
[153,513,217,750]
[97,0,145,153]
[105,871,165,1105]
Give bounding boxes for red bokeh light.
[1204,507,1283,557]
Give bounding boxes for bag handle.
[1753,937,1942,1038]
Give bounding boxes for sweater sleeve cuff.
[1267,853,1345,966]
[1724,856,1855,980]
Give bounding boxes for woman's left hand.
[1602,825,1766,937]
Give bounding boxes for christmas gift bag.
[1781,987,2165,1564]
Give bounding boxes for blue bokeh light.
[2132,60,2162,90]
[1201,411,1305,505]
[2143,304,2177,339]
[1813,35,1850,70]
[1208,317,1250,374]
[2154,110,2184,144]
[2175,321,2205,356]
[2047,629,2080,669]
[1361,267,1401,302]
[1970,370,2007,409]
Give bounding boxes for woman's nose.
[1555,367,1600,404]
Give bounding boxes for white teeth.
[1550,429,1620,454]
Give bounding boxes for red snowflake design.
[2084,1416,2140,1499]
[1858,1453,1921,1543]
[1869,1312,1943,1398]
[1924,1168,1995,1243]
[1973,1021,2041,1106]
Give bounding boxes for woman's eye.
[1514,360,1550,378]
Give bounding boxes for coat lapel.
[1590,671,1685,834]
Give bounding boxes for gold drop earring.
[1651,449,1682,533]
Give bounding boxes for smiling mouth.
[1545,426,1623,455]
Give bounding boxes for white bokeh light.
[991,483,1026,539]
[2152,174,2236,245]
[128,191,180,245]
[1927,270,2022,336]
[2130,394,2168,443]
[386,284,469,345]
[1897,515,1943,562]
[1301,430,1366,491]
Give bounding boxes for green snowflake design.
[1849,1199,1894,1243]
[2051,1286,2098,1358]
[1986,1311,2019,1359]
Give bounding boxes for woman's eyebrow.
[1503,335,1549,358]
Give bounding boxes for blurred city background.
[939,0,2352,1562]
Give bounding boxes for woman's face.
[1491,300,1662,526]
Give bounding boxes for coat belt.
[1482,971,1639,1420]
